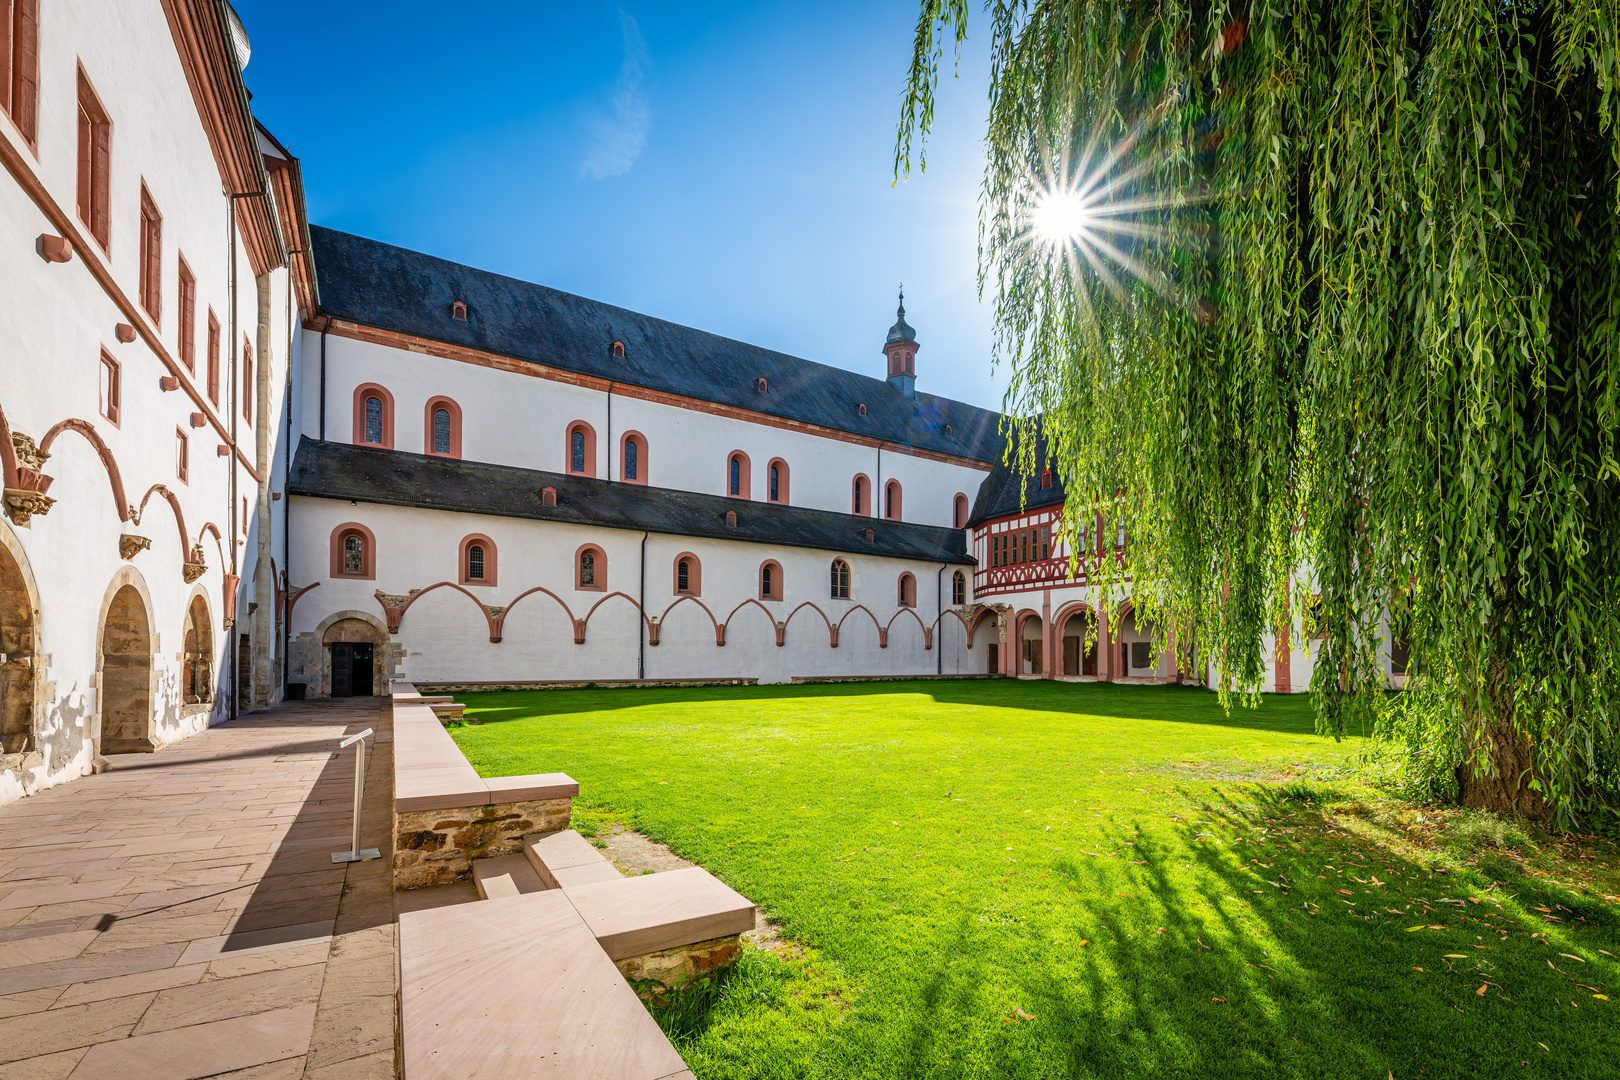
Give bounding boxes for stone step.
[399,891,691,1080]
[522,829,617,889]
[562,866,756,962]
[471,854,546,900]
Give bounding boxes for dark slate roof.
[310,226,1003,463]
[289,437,975,564]
[965,427,1066,527]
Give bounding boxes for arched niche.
[181,590,214,708]
[97,568,156,753]
[0,520,41,758]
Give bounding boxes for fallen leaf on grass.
[1476,985,1488,996]
[1078,939,1089,947]
[1336,889,1354,895]
[1443,954,1467,959]
[1595,995,1610,1001]
[1212,996,1228,1003]
[1537,1043,1550,1052]
[1406,926,1428,932]
[1559,953,1586,963]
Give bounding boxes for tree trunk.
[1455,659,1548,817]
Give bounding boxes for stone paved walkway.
[0,698,396,1080]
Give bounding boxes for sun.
[1031,189,1093,244]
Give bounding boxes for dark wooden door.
[988,643,999,674]
[330,644,352,697]
[1063,636,1079,676]
[350,643,374,697]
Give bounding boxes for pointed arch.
[723,598,784,647]
[38,417,130,520]
[835,604,883,649]
[885,605,931,649]
[500,585,581,643]
[657,593,723,645]
[967,604,1000,640]
[382,580,501,641]
[129,483,189,557]
[196,522,226,572]
[580,590,655,646]
[783,601,835,647]
[931,606,973,648]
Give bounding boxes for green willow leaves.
[899,1,1620,826]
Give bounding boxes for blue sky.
[233,1,1005,410]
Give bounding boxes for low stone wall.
[416,677,756,693]
[394,797,572,890]
[616,933,744,1002]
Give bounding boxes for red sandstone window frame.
[353,383,394,448]
[424,395,463,458]
[830,558,852,600]
[241,339,253,424]
[174,427,188,483]
[766,457,789,505]
[98,349,120,426]
[74,66,109,250]
[138,182,162,325]
[725,451,751,499]
[852,473,870,516]
[206,310,220,405]
[4,2,40,149]
[953,493,969,529]
[329,522,377,580]
[673,552,702,597]
[884,479,902,521]
[459,533,497,587]
[575,544,606,591]
[898,572,916,608]
[177,255,196,371]
[567,420,597,476]
[759,560,783,602]
[619,430,647,485]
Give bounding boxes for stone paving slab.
[0,699,396,1080]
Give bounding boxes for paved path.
[0,698,396,1080]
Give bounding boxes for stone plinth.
[616,933,743,1002]
[394,798,572,890]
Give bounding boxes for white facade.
[0,0,306,804]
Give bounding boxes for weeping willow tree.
[899,2,1620,827]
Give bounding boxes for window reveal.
[580,550,596,587]
[467,543,485,580]
[571,429,586,473]
[364,396,383,443]
[625,438,638,481]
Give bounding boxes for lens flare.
[1032,190,1093,243]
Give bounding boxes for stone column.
[252,273,275,710]
[1099,605,1113,681]
[1041,589,1054,679]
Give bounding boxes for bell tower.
[882,291,918,399]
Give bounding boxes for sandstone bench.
[399,892,696,1080]
[391,682,756,1079]
[390,681,578,888]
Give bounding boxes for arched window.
[952,570,966,605]
[766,458,789,504]
[329,522,376,580]
[352,385,394,448]
[953,493,969,529]
[576,544,606,591]
[567,421,597,476]
[852,474,870,516]
[620,431,647,484]
[611,340,626,358]
[830,559,851,600]
[760,560,783,601]
[424,396,462,458]
[725,451,751,499]
[898,573,916,608]
[884,479,902,521]
[459,534,497,586]
[673,553,701,596]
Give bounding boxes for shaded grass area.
[453,680,1620,1080]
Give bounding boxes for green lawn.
[450,680,1619,1080]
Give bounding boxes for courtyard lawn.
[450,680,1620,1080]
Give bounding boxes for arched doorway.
[1017,611,1044,675]
[0,538,37,757]
[181,594,213,706]
[100,584,154,753]
[323,618,379,697]
[1059,607,1098,676]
